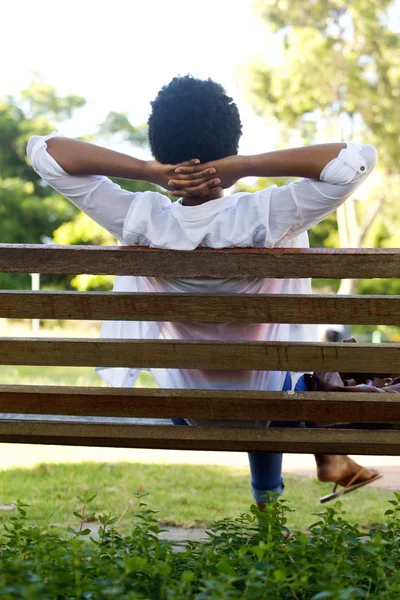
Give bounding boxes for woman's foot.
[315,454,380,487]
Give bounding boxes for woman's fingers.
[343,378,357,387]
[174,166,197,174]
[168,176,220,190]
[168,162,220,197]
[172,168,216,182]
[175,159,200,167]
[169,178,221,194]
[174,164,213,175]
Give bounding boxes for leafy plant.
[1,493,400,598]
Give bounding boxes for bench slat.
[2,243,399,455]
[1,385,400,423]
[1,420,399,454]
[2,338,400,372]
[1,244,399,278]
[1,291,400,324]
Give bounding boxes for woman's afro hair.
[148,75,242,164]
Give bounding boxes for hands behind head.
[146,155,243,198]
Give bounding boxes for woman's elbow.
[361,144,378,173]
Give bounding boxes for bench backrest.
[1,243,400,455]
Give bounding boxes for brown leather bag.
[304,339,400,429]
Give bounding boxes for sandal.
[319,467,383,504]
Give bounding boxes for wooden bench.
[1,243,400,456]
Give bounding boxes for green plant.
[1,493,400,598]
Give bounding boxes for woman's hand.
[145,158,222,197]
[168,155,245,197]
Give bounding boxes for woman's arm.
[168,142,378,247]
[169,143,367,195]
[27,133,222,242]
[45,136,220,193]
[240,143,347,180]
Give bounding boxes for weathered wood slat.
[1,385,400,423]
[1,291,400,325]
[1,244,399,278]
[0,420,399,454]
[1,338,400,372]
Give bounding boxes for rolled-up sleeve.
[317,142,377,189]
[27,133,142,242]
[259,142,378,246]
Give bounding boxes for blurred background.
[1,0,400,377]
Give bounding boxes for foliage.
[246,0,400,296]
[97,111,148,146]
[1,492,400,598]
[0,80,155,291]
[0,83,84,289]
[251,0,400,161]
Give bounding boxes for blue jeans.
[172,372,307,503]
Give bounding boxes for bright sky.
[1,0,275,156]
[2,0,399,159]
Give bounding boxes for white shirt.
[27,134,377,427]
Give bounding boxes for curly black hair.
[148,75,242,164]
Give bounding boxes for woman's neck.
[180,190,224,206]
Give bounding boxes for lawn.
[0,322,396,538]
[0,365,156,387]
[0,460,393,535]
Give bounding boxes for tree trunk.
[337,278,358,296]
[335,199,383,296]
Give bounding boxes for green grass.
[0,461,393,534]
[0,324,394,538]
[0,365,156,387]
[0,320,156,387]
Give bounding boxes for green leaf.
[217,559,237,577]
[67,527,78,535]
[181,570,195,583]
[273,569,287,581]
[298,533,308,545]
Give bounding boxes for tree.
[247,0,400,294]
[96,111,148,146]
[0,81,155,291]
[0,83,85,289]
